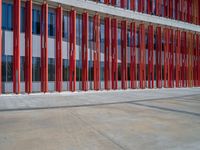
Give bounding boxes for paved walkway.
[0,88,199,111]
[0,88,200,150]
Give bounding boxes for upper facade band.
[39,0,200,33]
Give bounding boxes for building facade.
[0,0,200,94]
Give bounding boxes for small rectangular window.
[48,58,55,81]
[32,57,41,81]
[7,4,13,30]
[2,3,7,29]
[7,55,13,81]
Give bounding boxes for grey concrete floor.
[0,88,200,150]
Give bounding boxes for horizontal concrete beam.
[44,0,200,33]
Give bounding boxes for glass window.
[88,60,94,81]
[32,9,40,34]
[100,62,104,81]
[7,55,13,81]
[48,12,56,37]
[76,60,82,82]
[20,56,25,81]
[63,14,69,40]
[2,3,7,29]
[21,7,25,32]
[7,4,13,30]
[48,58,55,81]
[32,57,40,81]
[2,55,6,82]
[118,63,121,80]
[89,17,93,42]
[100,22,104,53]
[63,59,69,81]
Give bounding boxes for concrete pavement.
[0,88,200,150]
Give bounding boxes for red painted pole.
[147,0,152,14]
[13,0,21,94]
[41,3,48,93]
[130,22,136,89]
[55,6,63,92]
[189,33,193,87]
[198,34,200,86]
[164,0,169,17]
[69,10,76,92]
[104,17,111,90]
[156,27,162,88]
[156,0,161,16]
[169,0,173,18]
[170,29,174,88]
[187,0,192,23]
[111,0,116,6]
[175,30,181,88]
[82,12,88,91]
[111,18,118,90]
[104,0,109,4]
[175,0,179,20]
[121,21,127,89]
[194,34,198,87]
[181,31,186,87]
[120,0,127,8]
[138,0,144,12]
[139,24,146,89]
[164,28,169,88]
[148,25,154,88]
[93,14,100,90]
[25,0,32,94]
[0,0,2,94]
[130,0,135,11]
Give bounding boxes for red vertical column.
[188,33,193,87]
[164,0,169,17]
[120,0,127,8]
[156,27,162,88]
[198,34,200,86]
[138,0,144,12]
[181,31,186,87]
[82,12,88,91]
[111,0,116,6]
[130,22,136,89]
[169,0,173,18]
[148,25,154,88]
[55,6,63,92]
[111,18,118,90]
[41,3,48,93]
[121,21,127,89]
[169,29,174,88]
[187,0,192,23]
[139,24,146,89]
[0,0,2,94]
[156,0,161,16]
[93,14,100,90]
[147,0,152,14]
[69,10,76,92]
[194,34,198,87]
[175,0,179,20]
[130,0,135,11]
[13,0,21,94]
[164,28,169,88]
[104,0,109,4]
[199,0,200,25]
[175,30,181,87]
[104,17,111,90]
[25,0,32,94]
